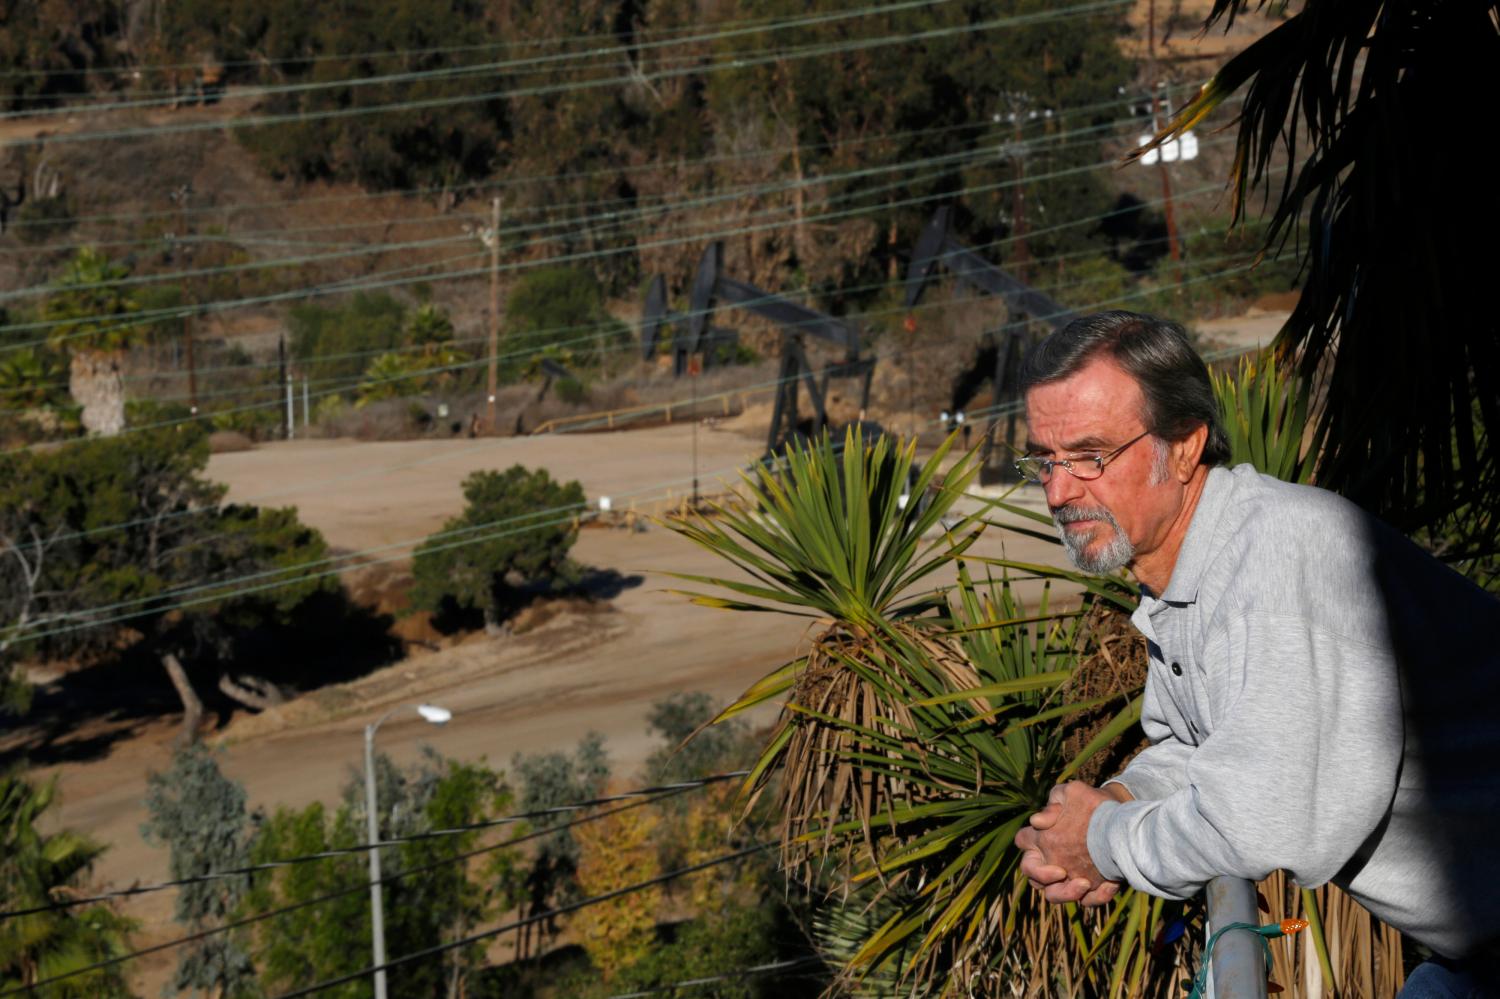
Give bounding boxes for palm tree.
[41,248,146,437]
[1144,1,1500,577]
[0,775,136,997]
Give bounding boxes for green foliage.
[504,268,628,371]
[0,424,334,727]
[0,775,137,997]
[552,376,588,406]
[0,348,68,410]
[217,0,504,189]
[405,304,456,347]
[509,734,612,959]
[210,405,284,441]
[1212,353,1314,484]
[409,466,586,630]
[643,692,753,785]
[594,895,800,999]
[356,342,474,406]
[41,249,147,356]
[248,749,519,999]
[141,745,259,998]
[357,351,432,405]
[288,292,408,385]
[0,1,125,112]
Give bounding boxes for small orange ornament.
[1280,918,1309,935]
[903,315,917,334]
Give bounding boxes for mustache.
[1051,504,1117,525]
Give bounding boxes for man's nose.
[1043,467,1084,509]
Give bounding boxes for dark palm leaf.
[1138,1,1500,563]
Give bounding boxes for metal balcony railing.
[1204,877,1269,999]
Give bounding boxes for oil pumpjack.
[641,241,877,458]
[902,206,1077,482]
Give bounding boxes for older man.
[1009,311,1500,996]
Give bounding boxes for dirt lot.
[4,419,1070,990]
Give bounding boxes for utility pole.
[689,355,701,507]
[1008,111,1030,283]
[1147,0,1182,268]
[278,335,290,440]
[169,184,199,415]
[486,197,501,433]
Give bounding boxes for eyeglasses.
[1013,431,1151,484]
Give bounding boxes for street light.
[364,703,451,999]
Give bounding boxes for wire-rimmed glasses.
[1013,430,1151,484]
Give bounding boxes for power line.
[1,253,1265,646]
[0,0,980,88]
[1,187,1269,416]
[269,841,775,999]
[603,956,828,998]
[0,79,1214,238]
[0,0,982,125]
[0,771,749,923]
[0,163,1276,561]
[0,131,1065,303]
[0,173,1272,560]
[0,98,1146,264]
[0,1,1131,150]
[1,129,1244,354]
[0,194,1270,557]
[0,87,1183,302]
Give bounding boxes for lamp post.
[364,703,452,999]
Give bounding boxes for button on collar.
[1170,662,1183,676]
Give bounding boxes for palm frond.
[1145,0,1500,563]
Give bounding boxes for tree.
[40,248,148,437]
[509,734,611,962]
[0,775,136,997]
[288,292,408,386]
[0,424,335,740]
[247,748,518,999]
[503,268,630,374]
[409,466,586,634]
[642,692,752,785]
[1148,0,1500,582]
[141,744,259,998]
[222,0,506,192]
[572,793,660,983]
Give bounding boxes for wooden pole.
[487,196,501,433]
[1148,0,1182,268]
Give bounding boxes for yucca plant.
[668,428,1171,995]
[668,428,987,877]
[1211,352,1314,484]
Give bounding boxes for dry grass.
[1257,871,1406,998]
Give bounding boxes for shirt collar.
[1155,465,1236,605]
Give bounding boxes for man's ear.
[1171,424,1208,482]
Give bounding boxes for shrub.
[409,465,587,632]
[505,269,628,372]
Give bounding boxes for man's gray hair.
[1019,310,1231,467]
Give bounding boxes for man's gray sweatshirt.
[1086,464,1500,959]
